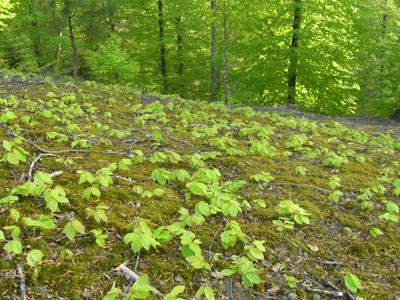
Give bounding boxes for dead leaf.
[308,244,319,252]
[267,286,280,294]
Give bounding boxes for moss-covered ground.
[0,72,399,299]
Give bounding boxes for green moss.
[348,240,378,256]
[338,213,364,230]
[0,77,399,299]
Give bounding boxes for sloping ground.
[0,74,399,300]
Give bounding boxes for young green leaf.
[102,287,121,300]
[344,273,362,294]
[63,219,86,240]
[186,181,207,196]
[27,249,44,267]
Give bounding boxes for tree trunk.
[67,14,78,80]
[158,0,167,93]
[27,0,42,66]
[175,16,184,94]
[287,0,302,104]
[175,16,183,76]
[222,0,230,105]
[381,0,388,73]
[210,0,219,101]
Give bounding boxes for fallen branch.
[164,131,198,150]
[115,262,162,297]
[113,175,136,184]
[28,153,57,181]
[50,171,64,178]
[269,249,325,289]
[315,259,343,266]
[304,286,344,298]
[115,262,139,281]
[36,286,65,300]
[9,131,130,156]
[16,263,26,300]
[267,182,332,194]
[245,289,281,300]
[300,257,344,266]
[134,251,141,273]
[131,125,198,151]
[208,219,226,262]
[52,232,91,243]
[322,278,344,292]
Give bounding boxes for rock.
[288,292,297,300]
[272,263,281,272]
[312,294,321,300]
[81,289,90,300]
[211,271,224,280]
[174,275,184,283]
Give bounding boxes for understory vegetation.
[0,72,399,299]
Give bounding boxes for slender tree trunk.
[158,0,167,93]
[175,16,184,94]
[67,14,78,80]
[381,0,388,73]
[210,0,219,101]
[27,0,42,66]
[46,0,62,70]
[175,16,183,76]
[287,0,302,104]
[222,0,230,105]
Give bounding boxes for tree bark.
[381,0,388,73]
[175,16,184,94]
[210,0,219,101]
[158,0,167,93]
[175,16,183,76]
[27,0,42,66]
[222,0,230,105]
[287,0,302,104]
[67,14,78,80]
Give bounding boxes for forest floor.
[0,72,399,300]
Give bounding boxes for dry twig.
[115,262,163,297]
[16,263,26,300]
